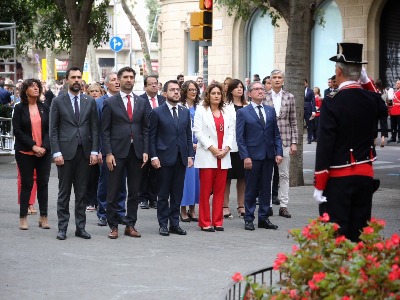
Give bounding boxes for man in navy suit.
[149,80,194,236]
[139,75,166,209]
[0,80,12,105]
[95,72,127,227]
[324,77,334,98]
[304,79,316,144]
[236,81,283,231]
[102,67,149,239]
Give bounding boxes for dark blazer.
[13,102,51,152]
[44,90,55,108]
[324,88,333,98]
[101,92,149,159]
[95,93,109,153]
[236,103,283,161]
[0,87,12,105]
[140,92,166,117]
[304,87,316,115]
[50,93,99,160]
[149,102,194,167]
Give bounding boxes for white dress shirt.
[119,91,134,114]
[106,91,113,98]
[339,81,358,89]
[250,101,266,121]
[147,94,159,109]
[166,101,179,118]
[271,89,282,116]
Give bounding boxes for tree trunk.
[120,0,154,76]
[46,47,57,89]
[67,32,91,72]
[283,0,315,186]
[88,40,100,82]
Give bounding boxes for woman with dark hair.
[223,79,248,219]
[223,77,233,95]
[375,79,389,147]
[193,83,235,232]
[12,79,52,230]
[179,80,201,222]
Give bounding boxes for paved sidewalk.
[0,157,399,300]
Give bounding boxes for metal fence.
[0,117,13,152]
[219,266,281,300]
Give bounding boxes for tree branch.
[80,0,95,27]
[53,0,69,22]
[268,0,290,24]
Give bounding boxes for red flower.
[370,217,376,223]
[319,213,330,222]
[377,219,386,226]
[373,242,384,251]
[358,241,364,249]
[333,223,339,231]
[395,257,399,263]
[392,233,400,245]
[308,280,319,290]
[366,255,373,261]
[363,226,374,234]
[342,296,350,300]
[335,235,346,244]
[312,272,326,283]
[393,264,399,271]
[292,245,299,254]
[389,271,399,281]
[290,289,297,298]
[231,272,244,282]
[273,253,288,270]
[302,226,310,237]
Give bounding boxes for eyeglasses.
[188,88,197,93]
[252,88,265,92]
[147,83,158,86]
[169,88,181,92]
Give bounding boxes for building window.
[248,9,274,79]
[311,0,343,90]
[187,32,199,76]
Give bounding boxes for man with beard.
[102,67,149,239]
[50,66,99,240]
[149,80,194,236]
[95,72,128,227]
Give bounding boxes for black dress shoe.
[140,202,150,209]
[187,210,199,222]
[180,214,191,222]
[268,207,273,216]
[279,207,291,218]
[169,226,187,235]
[149,201,157,209]
[245,221,255,231]
[272,195,280,205]
[75,229,91,239]
[258,219,278,230]
[159,226,169,236]
[98,217,107,226]
[57,229,67,240]
[307,141,312,144]
[397,140,400,144]
[214,226,224,231]
[388,137,395,143]
[201,227,215,232]
[117,216,126,225]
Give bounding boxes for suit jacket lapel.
[62,94,77,124]
[78,94,88,125]
[132,95,140,120]
[116,93,130,122]
[205,107,216,130]
[248,104,264,128]
[279,92,288,118]
[162,102,177,129]
[22,104,30,120]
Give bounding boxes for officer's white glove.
[313,188,327,204]
[360,67,369,84]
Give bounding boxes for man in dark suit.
[50,66,99,240]
[44,84,55,107]
[304,79,316,144]
[324,78,334,98]
[102,67,149,239]
[0,80,12,105]
[139,75,166,209]
[236,81,283,231]
[95,72,127,227]
[149,80,194,236]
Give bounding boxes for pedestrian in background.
[13,79,52,230]
[224,79,247,219]
[375,79,388,147]
[312,87,322,143]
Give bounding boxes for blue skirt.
[181,158,200,206]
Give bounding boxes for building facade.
[158,0,399,89]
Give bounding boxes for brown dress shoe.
[124,226,141,237]
[279,207,291,218]
[20,216,28,230]
[108,227,118,239]
[39,216,50,229]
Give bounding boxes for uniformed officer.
[313,43,387,242]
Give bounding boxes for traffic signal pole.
[200,41,212,87]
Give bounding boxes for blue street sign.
[110,36,123,52]
[137,59,142,65]
[83,62,88,72]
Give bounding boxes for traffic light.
[190,0,212,41]
[139,65,144,76]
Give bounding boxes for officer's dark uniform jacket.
[314,81,387,190]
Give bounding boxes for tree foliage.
[145,0,161,43]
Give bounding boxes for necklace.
[212,110,223,132]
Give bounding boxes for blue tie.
[74,96,82,145]
[172,107,178,128]
[257,105,265,128]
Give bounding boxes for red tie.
[151,97,157,108]
[127,95,133,121]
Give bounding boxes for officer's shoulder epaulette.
[326,90,340,98]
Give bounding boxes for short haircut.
[305,79,308,84]
[331,75,336,80]
[66,66,81,79]
[248,81,265,93]
[159,82,162,86]
[117,67,136,79]
[262,76,270,85]
[328,78,332,81]
[335,62,362,81]
[270,69,285,79]
[163,80,179,92]
[104,72,118,84]
[226,79,246,105]
[197,77,203,81]
[177,75,184,80]
[144,75,158,86]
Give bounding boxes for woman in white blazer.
[223,79,248,219]
[193,83,235,232]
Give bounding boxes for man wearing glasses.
[139,76,166,210]
[149,80,194,236]
[236,81,283,231]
